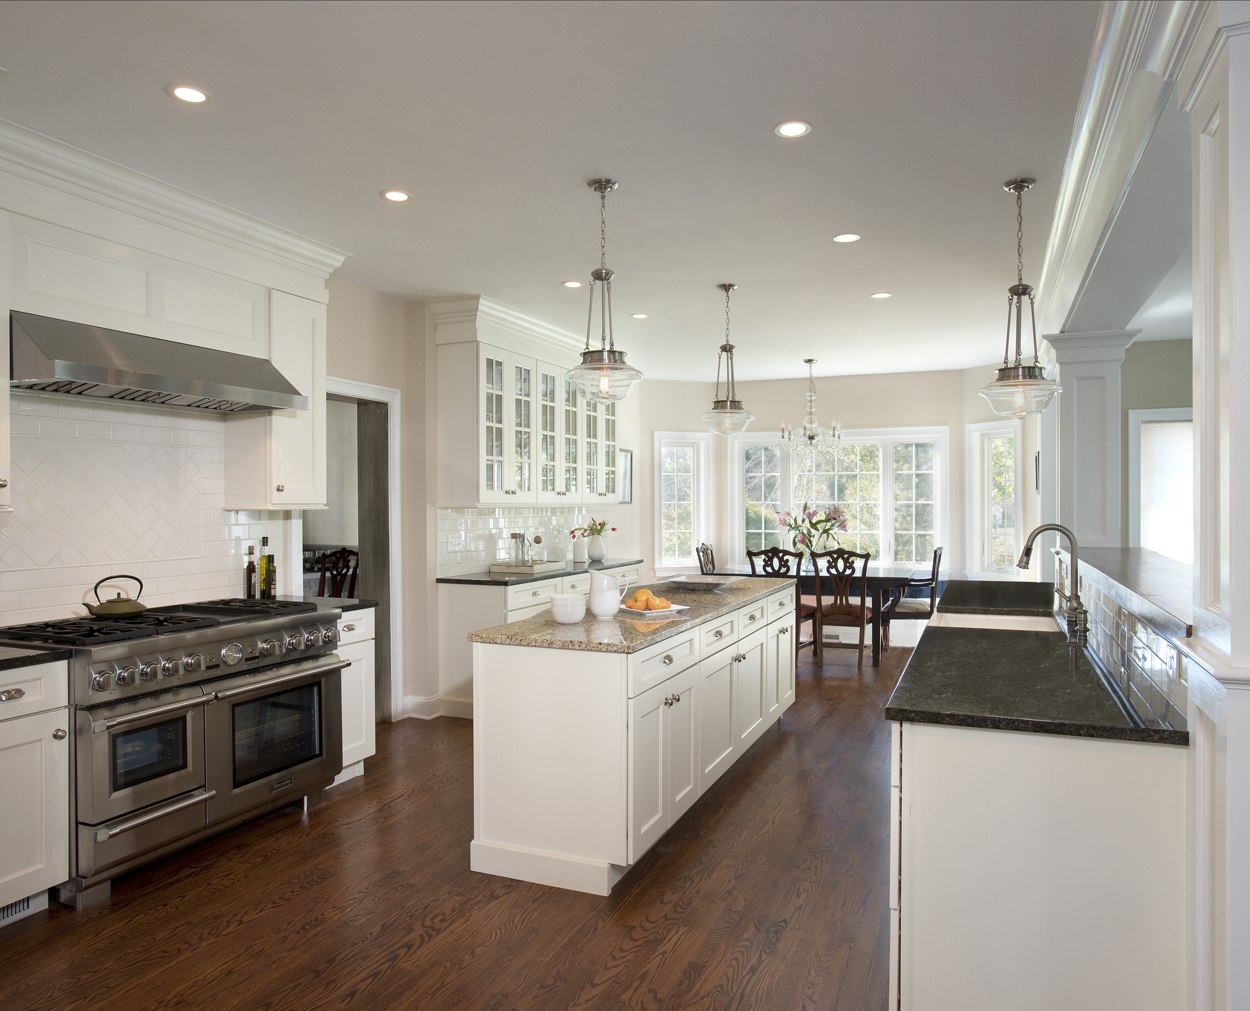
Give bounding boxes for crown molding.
[428,295,582,358]
[1037,1,1210,337]
[0,118,348,281]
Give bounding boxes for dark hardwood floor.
[0,646,907,1010]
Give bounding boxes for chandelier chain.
[600,189,607,270]
[1016,187,1024,286]
[724,286,732,345]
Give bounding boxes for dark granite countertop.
[1075,548,1193,642]
[885,623,1188,747]
[436,558,644,587]
[0,644,73,670]
[937,579,1056,615]
[302,596,377,612]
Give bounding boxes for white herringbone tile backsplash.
[0,394,296,624]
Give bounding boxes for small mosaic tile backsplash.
[437,505,591,577]
[1058,556,1188,731]
[0,394,295,624]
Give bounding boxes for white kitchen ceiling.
[0,0,1101,381]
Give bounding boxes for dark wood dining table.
[713,560,925,666]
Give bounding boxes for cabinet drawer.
[0,661,69,721]
[561,573,592,595]
[337,608,375,645]
[613,567,643,588]
[700,612,738,653]
[505,578,560,611]
[766,587,795,621]
[738,599,769,632]
[505,600,551,623]
[629,629,700,698]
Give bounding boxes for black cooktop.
[150,599,319,618]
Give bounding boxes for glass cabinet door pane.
[563,379,581,495]
[483,355,505,492]
[584,400,600,495]
[513,362,533,492]
[539,370,558,493]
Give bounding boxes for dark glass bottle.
[245,544,257,600]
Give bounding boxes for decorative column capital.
[1043,330,1139,366]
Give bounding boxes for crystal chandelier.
[566,178,643,404]
[782,358,841,452]
[702,283,754,435]
[979,178,1062,419]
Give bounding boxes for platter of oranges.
[621,587,688,614]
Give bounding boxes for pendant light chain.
[1016,186,1025,287]
[724,285,733,346]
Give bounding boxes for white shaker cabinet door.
[268,291,327,508]
[0,707,70,908]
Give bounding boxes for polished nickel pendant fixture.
[782,358,841,452]
[979,178,1062,419]
[702,283,754,435]
[567,178,643,404]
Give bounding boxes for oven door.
[204,654,345,826]
[77,685,209,826]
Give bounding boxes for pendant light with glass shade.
[566,178,643,403]
[978,178,1062,419]
[702,282,755,435]
[782,358,841,452]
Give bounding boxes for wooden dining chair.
[881,547,943,648]
[316,547,360,598]
[806,548,872,668]
[746,546,818,657]
[696,542,716,575]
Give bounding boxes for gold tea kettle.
[84,574,147,618]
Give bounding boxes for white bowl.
[550,593,586,624]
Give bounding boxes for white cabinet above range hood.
[10,311,307,413]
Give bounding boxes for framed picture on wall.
[618,449,633,504]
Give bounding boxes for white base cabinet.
[331,608,376,787]
[471,584,795,895]
[0,660,70,918]
[890,719,1187,1011]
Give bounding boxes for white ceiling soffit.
[0,0,1101,381]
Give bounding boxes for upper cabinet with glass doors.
[582,399,618,502]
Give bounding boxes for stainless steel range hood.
[9,311,308,412]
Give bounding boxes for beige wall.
[1120,338,1193,543]
[638,363,1042,578]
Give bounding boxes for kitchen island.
[469,576,795,895]
[884,581,1188,1011]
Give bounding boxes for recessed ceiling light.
[631,313,648,319]
[167,84,209,104]
[775,120,812,139]
[870,292,893,300]
[562,280,582,288]
[381,190,411,203]
[833,233,861,243]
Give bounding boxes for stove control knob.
[139,661,160,682]
[259,638,286,658]
[161,658,181,677]
[91,670,115,692]
[321,625,339,645]
[285,632,304,651]
[221,642,244,667]
[116,665,138,687]
[304,629,324,648]
[184,653,206,674]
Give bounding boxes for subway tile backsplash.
[0,394,294,623]
[437,505,591,577]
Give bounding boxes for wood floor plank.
[0,647,904,1009]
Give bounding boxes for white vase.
[572,537,588,563]
[587,534,606,562]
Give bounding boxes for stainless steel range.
[0,599,346,907]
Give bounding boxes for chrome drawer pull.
[343,623,357,632]
[748,614,758,622]
[662,654,674,666]
[0,687,26,703]
[94,790,216,842]
[713,629,725,639]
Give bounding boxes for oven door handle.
[92,694,212,734]
[93,790,217,843]
[210,658,348,702]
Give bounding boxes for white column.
[1043,330,1137,548]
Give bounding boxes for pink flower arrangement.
[570,518,616,539]
[776,502,848,551]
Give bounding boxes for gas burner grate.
[0,612,220,646]
[154,599,319,617]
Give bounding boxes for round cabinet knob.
[285,632,304,651]
[184,653,206,673]
[748,614,758,622]
[116,665,138,687]
[221,642,245,666]
[161,657,182,677]
[52,728,67,740]
[321,626,339,644]
[304,629,324,648]
[139,661,160,681]
[259,638,286,658]
[661,654,674,666]
[0,477,8,489]
[276,484,286,493]
[91,671,114,692]
[714,629,725,639]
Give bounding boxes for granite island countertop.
[438,557,644,587]
[885,579,1188,746]
[468,576,791,655]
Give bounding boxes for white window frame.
[727,426,949,568]
[965,419,1024,577]
[1127,407,1193,549]
[653,431,712,576]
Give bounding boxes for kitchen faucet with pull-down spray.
[1017,523,1089,646]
